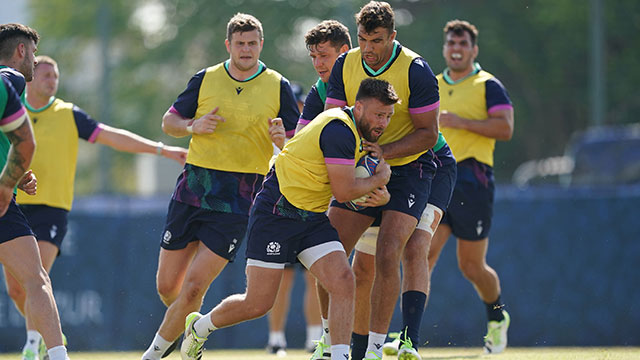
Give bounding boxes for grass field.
[1,348,638,360]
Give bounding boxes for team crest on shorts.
[163,230,172,244]
[266,241,281,255]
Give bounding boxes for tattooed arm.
[0,120,36,216]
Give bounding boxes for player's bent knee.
[326,266,355,296]
[6,282,26,303]
[353,259,375,284]
[376,250,402,275]
[181,281,208,305]
[458,259,484,281]
[156,281,180,304]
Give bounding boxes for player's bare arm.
[268,117,285,149]
[380,109,439,159]
[95,124,188,165]
[326,157,390,204]
[162,106,226,137]
[0,120,36,216]
[440,108,514,140]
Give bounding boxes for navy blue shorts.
[331,154,436,222]
[442,158,495,240]
[429,144,457,212]
[245,207,342,268]
[161,200,248,262]
[19,205,68,253]
[0,197,34,244]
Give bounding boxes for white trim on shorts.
[298,241,345,269]
[354,227,379,256]
[246,258,286,269]
[354,203,444,255]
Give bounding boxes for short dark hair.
[305,20,352,52]
[355,1,395,34]
[0,23,40,61]
[227,13,263,41]
[356,78,398,106]
[443,19,479,46]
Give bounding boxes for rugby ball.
[346,155,379,211]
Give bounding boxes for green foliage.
[26,0,640,190]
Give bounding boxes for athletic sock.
[268,330,287,347]
[306,325,322,348]
[142,333,172,360]
[194,313,217,338]
[350,332,368,360]
[47,345,67,360]
[24,330,42,352]
[330,344,349,360]
[402,290,427,346]
[366,331,386,358]
[321,317,331,346]
[485,295,505,322]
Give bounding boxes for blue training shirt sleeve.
[0,68,26,97]
[1,78,27,133]
[278,77,300,137]
[326,53,348,107]
[407,58,440,113]
[319,120,356,162]
[170,69,206,119]
[485,77,513,114]
[72,105,101,141]
[299,85,325,125]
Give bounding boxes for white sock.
[24,330,42,351]
[47,345,67,360]
[367,331,387,357]
[194,313,217,338]
[142,333,172,360]
[268,331,286,347]
[330,344,349,360]
[321,317,331,346]
[306,325,322,347]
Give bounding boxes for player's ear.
[225,39,231,54]
[473,44,479,59]
[389,29,397,42]
[339,44,349,54]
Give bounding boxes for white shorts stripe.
[247,258,285,269]
[298,241,345,269]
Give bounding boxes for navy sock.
[401,290,427,347]
[351,332,368,360]
[485,295,505,322]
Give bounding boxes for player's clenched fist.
[374,156,391,183]
[268,117,285,149]
[191,107,226,134]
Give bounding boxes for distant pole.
[589,0,605,126]
[97,0,112,193]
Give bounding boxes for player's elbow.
[498,123,514,141]
[332,186,356,203]
[161,113,171,135]
[333,192,352,204]
[421,127,438,150]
